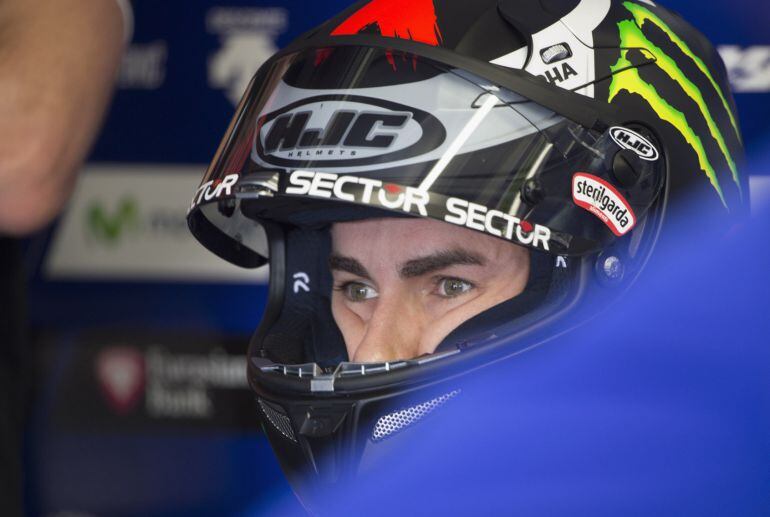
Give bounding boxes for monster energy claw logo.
[608,1,741,208]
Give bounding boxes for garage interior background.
[23,0,769,515]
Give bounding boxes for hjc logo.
[264,110,411,153]
[538,62,578,85]
[610,127,660,161]
[255,95,445,168]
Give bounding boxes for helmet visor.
[189,46,664,265]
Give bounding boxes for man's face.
[330,217,530,363]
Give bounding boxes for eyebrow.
[399,248,486,278]
[328,248,486,281]
[328,254,371,279]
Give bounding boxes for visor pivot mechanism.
[218,198,236,217]
[521,178,545,205]
[596,253,626,285]
[611,149,642,188]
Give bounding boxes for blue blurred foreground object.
[274,196,770,516]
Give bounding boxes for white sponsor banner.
[45,164,268,283]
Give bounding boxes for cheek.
[415,303,482,355]
[414,277,527,355]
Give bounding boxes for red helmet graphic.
[332,0,443,47]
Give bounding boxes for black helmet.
[187,0,746,510]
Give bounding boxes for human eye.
[435,277,475,299]
[335,281,378,302]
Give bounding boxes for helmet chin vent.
[259,398,297,443]
[371,390,461,442]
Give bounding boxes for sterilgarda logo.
[608,1,742,208]
[572,173,637,236]
[255,96,446,169]
[286,170,552,251]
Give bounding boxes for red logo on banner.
[96,346,146,415]
[332,0,443,47]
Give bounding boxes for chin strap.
[257,226,348,366]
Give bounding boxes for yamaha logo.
[255,95,446,169]
[610,126,660,161]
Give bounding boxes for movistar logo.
[87,198,140,244]
[608,1,741,208]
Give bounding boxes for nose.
[351,293,424,363]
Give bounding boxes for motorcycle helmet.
[187,0,746,510]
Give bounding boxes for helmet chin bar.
[251,349,461,394]
[245,225,629,505]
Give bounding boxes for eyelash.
[333,277,475,302]
[433,277,475,298]
[333,281,377,302]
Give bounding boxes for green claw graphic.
[608,1,741,208]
